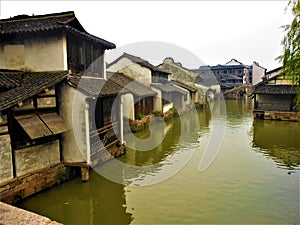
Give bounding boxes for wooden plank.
[14,114,52,139]
[38,112,68,135]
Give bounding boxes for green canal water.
[19,99,300,224]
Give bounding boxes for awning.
[14,112,68,139]
[15,114,52,139]
[38,112,68,134]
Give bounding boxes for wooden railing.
[90,122,119,156]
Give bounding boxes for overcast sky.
[0,1,293,70]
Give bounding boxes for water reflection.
[119,109,202,186]
[19,172,133,225]
[19,99,300,224]
[225,99,252,126]
[252,119,300,169]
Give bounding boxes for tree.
[278,0,300,109]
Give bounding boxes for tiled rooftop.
[0,70,68,110]
[107,72,157,97]
[0,11,115,49]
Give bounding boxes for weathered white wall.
[163,103,173,113]
[151,86,163,112]
[252,63,266,85]
[0,35,67,71]
[59,82,87,163]
[108,57,152,86]
[195,83,220,101]
[0,134,13,183]
[121,93,135,120]
[172,84,190,108]
[14,140,60,177]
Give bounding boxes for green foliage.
[137,114,144,120]
[152,111,161,117]
[170,107,179,117]
[55,170,70,185]
[278,0,300,108]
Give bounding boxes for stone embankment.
[0,201,62,225]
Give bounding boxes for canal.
[19,99,300,224]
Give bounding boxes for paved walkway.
[0,202,62,225]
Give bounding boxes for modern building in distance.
[197,59,266,93]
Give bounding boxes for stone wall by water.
[0,134,13,183]
[14,140,60,177]
[0,163,76,204]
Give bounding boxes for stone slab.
[0,202,62,225]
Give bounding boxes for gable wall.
[0,34,67,72]
[108,57,152,85]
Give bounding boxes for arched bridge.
[223,84,253,99]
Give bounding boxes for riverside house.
[157,57,206,106]
[252,67,299,121]
[0,70,69,204]
[0,11,119,203]
[107,53,189,114]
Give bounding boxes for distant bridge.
[223,84,253,99]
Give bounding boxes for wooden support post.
[64,162,90,182]
[81,167,89,182]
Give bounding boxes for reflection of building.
[252,67,299,121]
[20,171,133,225]
[252,120,300,169]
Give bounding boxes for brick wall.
[0,134,13,183]
[0,163,77,204]
[253,111,300,122]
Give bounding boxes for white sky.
[0,1,293,70]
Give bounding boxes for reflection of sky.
[252,120,300,169]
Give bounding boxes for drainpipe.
[120,96,124,144]
[85,100,91,165]
[103,52,107,80]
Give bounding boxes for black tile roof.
[196,73,220,86]
[0,70,68,110]
[0,11,115,49]
[211,64,248,70]
[266,66,282,75]
[151,83,187,95]
[69,72,158,98]
[253,85,297,95]
[68,75,123,97]
[107,72,157,97]
[0,70,22,89]
[109,53,170,74]
[170,80,197,92]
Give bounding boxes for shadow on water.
[18,172,133,225]
[252,119,300,170]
